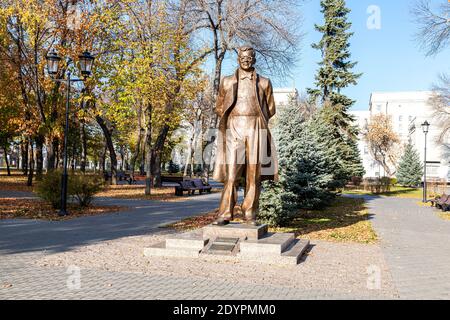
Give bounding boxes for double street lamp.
[46,50,95,216]
[422,120,430,203]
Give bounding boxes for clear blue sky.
[290,0,450,110]
[211,0,449,111]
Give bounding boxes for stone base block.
[203,222,268,241]
[165,232,209,251]
[144,242,200,258]
[239,232,295,255]
[239,239,310,265]
[143,224,310,265]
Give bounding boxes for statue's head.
[237,46,256,72]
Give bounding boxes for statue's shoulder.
[257,74,272,88]
[219,74,236,91]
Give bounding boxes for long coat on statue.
[213,69,279,183]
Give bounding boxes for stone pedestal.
[203,222,268,241]
[143,223,310,265]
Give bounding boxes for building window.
[427,164,440,177]
[399,124,403,131]
[399,115,403,122]
[364,146,368,155]
[376,105,382,112]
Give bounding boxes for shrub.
[36,171,105,209]
[351,176,362,186]
[259,181,298,227]
[35,170,63,209]
[168,160,179,174]
[69,174,105,207]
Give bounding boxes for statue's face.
[238,50,255,72]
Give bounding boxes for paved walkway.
[1,191,389,300]
[365,196,450,299]
[1,191,450,299]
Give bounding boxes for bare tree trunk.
[100,141,107,174]
[21,137,28,175]
[202,55,224,182]
[27,138,34,186]
[47,136,59,170]
[35,134,44,180]
[3,144,11,176]
[80,121,87,173]
[96,115,117,185]
[119,145,125,171]
[151,124,170,187]
[140,131,147,176]
[145,103,152,195]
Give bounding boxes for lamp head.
[46,49,61,76]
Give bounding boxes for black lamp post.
[46,49,95,216]
[421,120,430,203]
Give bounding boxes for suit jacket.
[213,68,279,183]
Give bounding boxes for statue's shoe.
[212,217,230,226]
[244,219,259,226]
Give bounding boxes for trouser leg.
[218,121,245,220]
[218,162,244,220]
[241,165,261,221]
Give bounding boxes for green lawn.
[342,186,434,199]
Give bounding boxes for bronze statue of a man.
[213,46,278,226]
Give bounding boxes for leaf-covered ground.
[0,198,127,221]
[0,173,33,191]
[272,197,377,244]
[0,171,219,202]
[96,185,220,202]
[163,197,378,244]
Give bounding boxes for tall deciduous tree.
[364,113,400,177]
[411,0,449,56]
[430,74,450,155]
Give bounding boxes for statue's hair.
[238,46,256,58]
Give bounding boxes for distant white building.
[273,88,299,107]
[351,91,449,180]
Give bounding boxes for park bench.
[431,194,449,209]
[191,179,212,194]
[175,179,212,196]
[439,196,450,212]
[175,180,198,196]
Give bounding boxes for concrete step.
[201,237,240,256]
[280,239,310,264]
[144,241,201,258]
[239,232,295,255]
[239,238,310,265]
[165,232,209,251]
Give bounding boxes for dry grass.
[163,197,377,244]
[0,197,127,221]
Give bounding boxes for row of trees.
[0,0,302,194]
